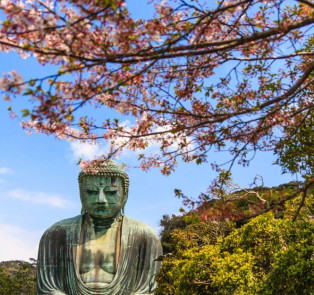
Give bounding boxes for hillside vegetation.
[0,260,36,295]
[156,182,314,295]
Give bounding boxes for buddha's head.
[78,160,129,219]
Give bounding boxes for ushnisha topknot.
[78,160,129,196]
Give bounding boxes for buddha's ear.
[121,191,128,211]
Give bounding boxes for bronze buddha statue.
[37,161,162,295]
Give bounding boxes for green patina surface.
[37,161,162,295]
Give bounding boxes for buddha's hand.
[51,291,66,295]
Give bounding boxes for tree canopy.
[0,0,313,175]
[156,189,314,294]
[0,260,36,295]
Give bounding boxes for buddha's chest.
[78,227,118,286]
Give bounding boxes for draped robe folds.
[37,215,162,295]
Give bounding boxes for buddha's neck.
[87,214,121,234]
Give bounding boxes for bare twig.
[240,178,314,223]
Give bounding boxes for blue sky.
[0,1,298,262]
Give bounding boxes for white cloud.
[7,189,75,208]
[68,120,196,162]
[70,141,109,160]
[69,140,154,161]
[0,222,40,261]
[69,119,156,161]
[0,167,13,174]
[154,124,195,152]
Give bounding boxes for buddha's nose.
[98,190,108,204]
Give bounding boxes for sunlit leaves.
[156,210,314,294]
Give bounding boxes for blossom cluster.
[0,0,313,174]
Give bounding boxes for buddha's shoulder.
[42,215,82,235]
[123,216,159,237]
[123,216,151,228]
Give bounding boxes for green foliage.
[0,261,36,295]
[284,189,314,220]
[156,204,314,294]
[275,112,314,177]
[159,214,189,254]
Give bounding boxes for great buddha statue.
[36,161,162,295]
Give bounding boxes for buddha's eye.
[85,189,98,194]
[105,190,117,196]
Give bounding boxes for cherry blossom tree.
[0,0,313,181]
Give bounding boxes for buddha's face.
[80,175,125,218]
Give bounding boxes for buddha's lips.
[93,203,116,208]
[93,205,109,209]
